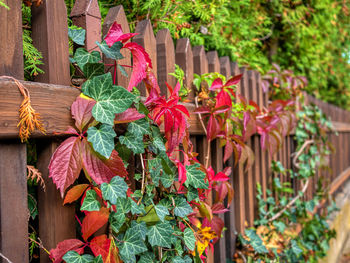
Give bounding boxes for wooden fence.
[1,0,350,262]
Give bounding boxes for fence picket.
[176,38,194,100]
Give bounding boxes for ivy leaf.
[183,228,196,251]
[184,163,208,189]
[50,239,85,263]
[116,196,131,214]
[83,63,105,80]
[74,48,101,71]
[127,118,150,137]
[118,64,128,77]
[109,211,125,233]
[154,204,169,222]
[81,207,110,241]
[130,198,146,215]
[119,132,144,154]
[49,136,83,197]
[100,176,128,205]
[244,229,268,254]
[147,222,173,248]
[81,189,101,212]
[138,252,155,263]
[173,255,192,263]
[174,197,193,218]
[291,240,303,256]
[82,73,136,125]
[96,40,124,61]
[130,221,147,241]
[92,255,103,263]
[87,124,116,159]
[68,28,86,46]
[186,186,199,202]
[161,171,175,188]
[71,95,95,133]
[62,251,94,263]
[117,227,147,262]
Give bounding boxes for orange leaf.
[63,184,89,205]
[90,235,120,263]
[81,207,110,241]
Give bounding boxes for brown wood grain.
[0,2,28,262]
[175,38,194,100]
[156,29,176,97]
[71,0,101,52]
[207,51,220,73]
[103,5,131,88]
[193,46,208,77]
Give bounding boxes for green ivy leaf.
[74,48,100,71]
[291,240,303,256]
[109,211,125,233]
[92,255,103,263]
[154,204,169,222]
[62,251,94,263]
[118,64,128,77]
[244,229,268,254]
[161,172,175,188]
[130,198,146,215]
[83,63,105,79]
[68,28,86,46]
[87,124,116,159]
[183,228,196,251]
[117,227,147,262]
[127,118,150,137]
[96,40,123,61]
[80,189,100,212]
[116,196,131,213]
[82,73,136,125]
[100,176,128,204]
[138,252,155,263]
[147,222,173,248]
[119,132,144,154]
[187,186,199,202]
[130,221,147,241]
[173,255,192,263]
[184,163,208,189]
[174,197,193,217]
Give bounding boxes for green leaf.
[130,221,147,240]
[74,48,100,71]
[139,252,155,263]
[116,196,131,214]
[173,255,192,263]
[83,63,105,79]
[118,64,128,77]
[184,228,196,251]
[100,176,128,204]
[109,211,125,233]
[273,221,286,233]
[68,28,86,46]
[244,229,268,254]
[119,132,144,154]
[62,251,94,263]
[82,73,136,125]
[174,197,193,217]
[80,189,100,212]
[117,227,147,262]
[187,187,199,202]
[92,255,103,263]
[130,198,146,215]
[87,124,116,159]
[185,163,208,189]
[154,204,169,222]
[147,222,173,248]
[96,40,123,61]
[291,240,303,256]
[127,118,150,137]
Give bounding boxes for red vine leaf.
[105,22,138,47]
[50,239,85,263]
[81,207,110,241]
[63,184,89,205]
[114,108,145,124]
[49,136,83,197]
[90,235,119,263]
[71,95,96,132]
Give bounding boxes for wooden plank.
[103,5,131,88]
[175,38,194,100]
[156,29,176,97]
[219,56,231,78]
[133,19,157,96]
[32,1,77,261]
[0,1,28,262]
[193,46,208,77]
[207,51,220,73]
[71,0,101,52]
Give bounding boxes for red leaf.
[214,182,228,202]
[81,140,123,184]
[63,184,89,205]
[71,95,96,132]
[50,239,84,263]
[177,162,187,186]
[207,115,219,141]
[123,42,152,91]
[81,207,110,241]
[224,74,242,87]
[90,235,119,263]
[215,90,232,108]
[211,202,229,214]
[49,136,83,197]
[114,108,145,124]
[203,216,224,244]
[209,78,223,91]
[105,22,138,47]
[224,140,233,163]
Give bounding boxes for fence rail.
[0,0,350,262]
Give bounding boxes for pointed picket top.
[219,56,231,78]
[176,38,194,100]
[207,51,220,73]
[102,5,131,88]
[240,67,249,99]
[133,19,157,95]
[193,45,208,75]
[70,0,101,52]
[156,28,175,97]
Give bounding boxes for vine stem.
[292,139,314,169]
[138,154,146,205]
[0,253,12,263]
[205,140,211,169]
[28,236,51,257]
[113,61,117,85]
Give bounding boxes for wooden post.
[32,1,76,261]
[133,19,157,96]
[0,1,28,262]
[70,0,101,52]
[175,38,194,100]
[207,51,220,73]
[103,5,131,88]
[156,29,176,97]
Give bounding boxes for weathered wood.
[70,0,101,52]
[230,62,242,94]
[219,56,231,79]
[0,2,28,262]
[134,19,157,96]
[103,5,131,88]
[193,46,208,77]
[225,156,236,258]
[207,51,220,73]
[175,38,194,100]
[156,29,176,97]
